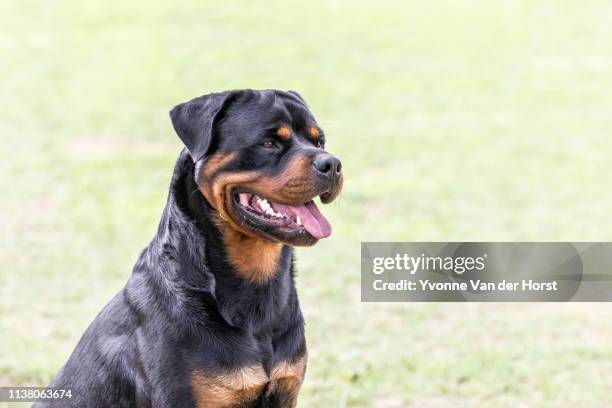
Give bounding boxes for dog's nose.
[313,155,342,180]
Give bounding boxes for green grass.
[2,1,612,406]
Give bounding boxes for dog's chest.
[188,247,304,405]
[190,354,307,407]
[186,296,306,407]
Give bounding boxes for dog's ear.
[170,91,236,162]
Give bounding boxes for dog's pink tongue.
[290,201,332,239]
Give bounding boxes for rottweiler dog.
[36,89,343,407]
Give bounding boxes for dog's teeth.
[259,198,271,211]
[296,216,302,225]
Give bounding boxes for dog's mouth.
[232,191,331,240]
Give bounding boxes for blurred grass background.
[2,1,612,407]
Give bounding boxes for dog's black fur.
[36,89,342,407]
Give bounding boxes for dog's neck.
[214,224,285,283]
[141,152,297,332]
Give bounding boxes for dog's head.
[171,89,343,247]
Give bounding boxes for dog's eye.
[313,139,323,148]
[262,140,276,149]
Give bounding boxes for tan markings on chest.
[190,356,307,407]
[191,364,267,408]
[268,355,307,405]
